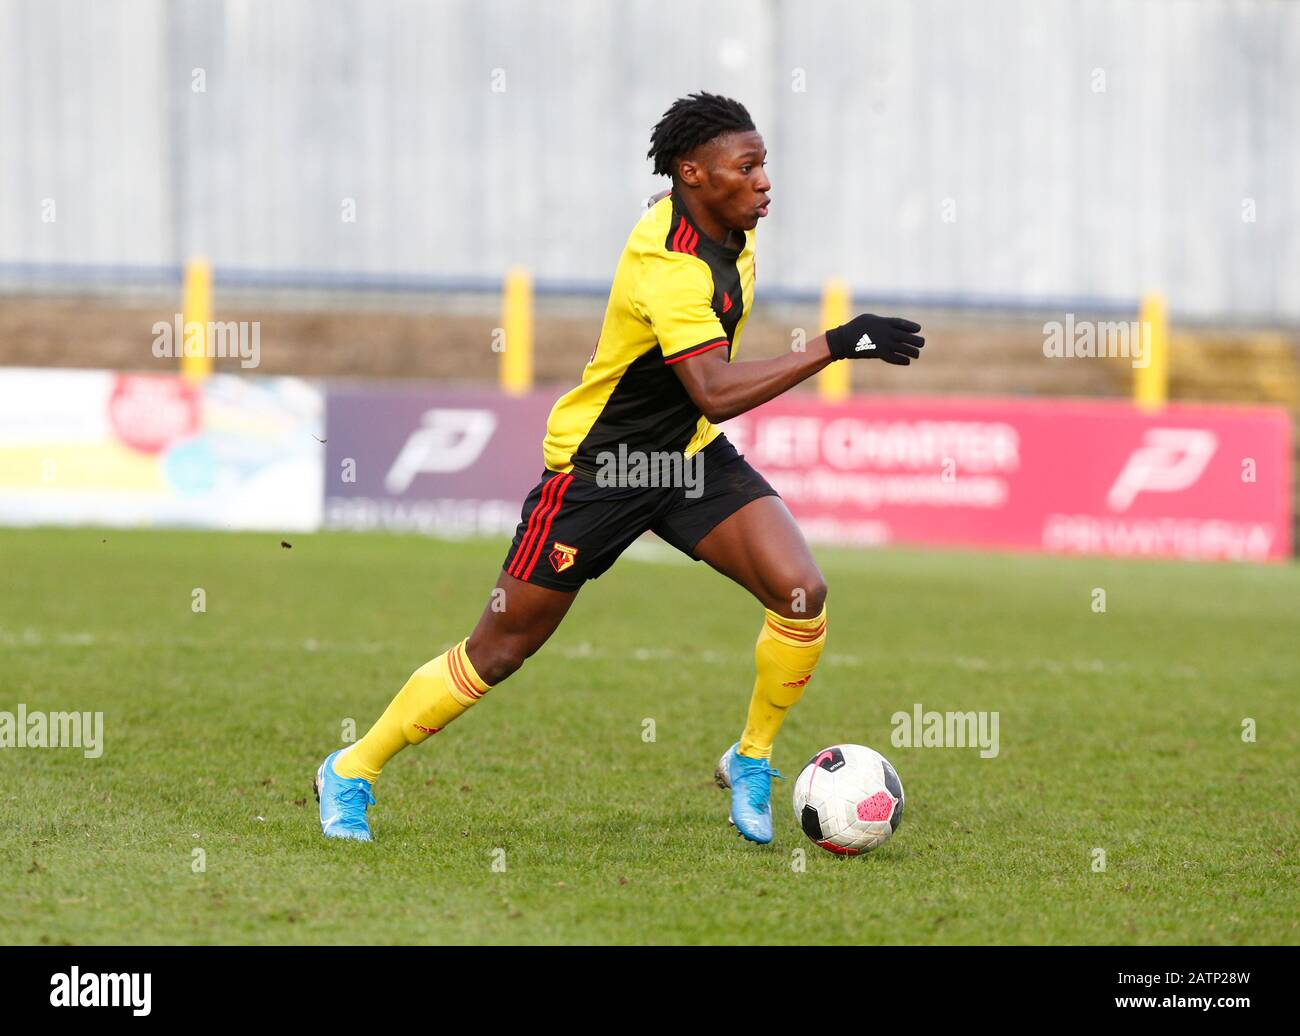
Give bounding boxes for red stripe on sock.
[769,617,826,632]
[447,644,481,700]
[768,618,826,634]
[445,645,468,697]
[766,620,826,642]
[768,612,826,630]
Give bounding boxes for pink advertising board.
[722,396,1292,562]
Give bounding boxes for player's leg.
[334,571,576,783]
[315,573,576,841]
[658,443,829,759]
[693,495,828,844]
[316,469,585,841]
[653,442,826,843]
[692,494,828,761]
[693,493,828,619]
[464,571,578,684]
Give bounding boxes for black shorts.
[502,434,780,592]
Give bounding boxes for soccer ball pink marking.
[856,791,894,822]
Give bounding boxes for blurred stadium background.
[0,0,1296,553]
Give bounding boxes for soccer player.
[316,92,924,844]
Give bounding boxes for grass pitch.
[1,527,1297,945]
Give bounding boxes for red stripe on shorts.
[521,474,574,580]
[509,473,563,578]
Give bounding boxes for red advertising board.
[722,396,1292,562]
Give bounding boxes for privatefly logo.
[323,390,555,539]
[384,409,498,492]
[50,967,151,1016]
[1042,424,1280,561]
[1107,428,1217,512]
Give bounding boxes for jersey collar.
[670,190,745,259]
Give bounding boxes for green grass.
[1,527,1297,945]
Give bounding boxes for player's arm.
[644,254,923,423]
[669,336,834,423]
[669,314,925,424]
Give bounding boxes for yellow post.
[1135,292,1168,410]
[818,277,851,403]
[500,267,534,396]
[181,257,213,382]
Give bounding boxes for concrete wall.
[1,0,1296,320]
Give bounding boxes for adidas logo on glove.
[825,313,924,364]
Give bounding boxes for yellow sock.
[333,639,491,782]
[739,606,827,760]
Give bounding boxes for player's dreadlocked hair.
[646,92,756,178]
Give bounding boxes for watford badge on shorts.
[549,542,578,574]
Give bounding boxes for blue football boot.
[714,742,784,844]
[313,749,376,841]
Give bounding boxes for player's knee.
[780,571,827,618]
[805,574,828,615]
[466,634,532,686]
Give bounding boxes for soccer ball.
[792,744,904,856]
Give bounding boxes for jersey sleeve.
[637,253,729,365]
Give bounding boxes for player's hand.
[825,314,925,365]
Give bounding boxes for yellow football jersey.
[541,191,756,476]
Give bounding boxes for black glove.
[825,314,925,365]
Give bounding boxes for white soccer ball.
[792,744,904,855]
